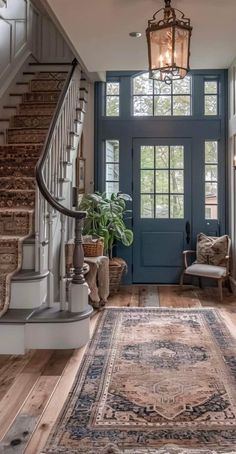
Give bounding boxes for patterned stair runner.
[0,73,66,316]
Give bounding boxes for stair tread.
[0,304,93,324]
[0,189,35,192]
[0,176,35,179]
[0,308,36,323]
[19,102,57,106]
[0,144,42,148]
[29,62,71,66]
[0,207,34,211]
[8,127,48,130]
[29,303,93,323]
[13,114,51,117]
[0,143,43,147]
[0,234,30,238]
[12,269,49,281]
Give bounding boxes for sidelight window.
[105,140,119,196]
[205,141,218,219]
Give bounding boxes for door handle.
[185,221,191,244]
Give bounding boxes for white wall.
[0,0,73,97]
[29,0,73,63]
[228,60,236,285]
[0,0,30,96]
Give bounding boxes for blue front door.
[133,138,192,283]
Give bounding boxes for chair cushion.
[196,233,228,266]
[185,263,227,278]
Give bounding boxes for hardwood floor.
[0,285,235,453]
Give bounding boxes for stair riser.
[22,242,35,270]
[22,73,36,82]
[3,107,17,118]
[35,72,67,80]
[0,178,35,191]
[0,191,35,209]
[0,316,90,354]
[18,104,56,116]
[30,79,65,92]
[11,116,52,128]
[0,212,34,236]
[7,129,47,144]
[0,166,36,178]
[0,134,5,145]
[0,144,41,155]
[0,155,39,164]
[10,277,47,309]
[26,318,90,350]
[23,92,60,104]
[15,84,29,94]
[8,95,22,105]
[0,325,25,354]
[22,242,48,271]
[0,120,10,129]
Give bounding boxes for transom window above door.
[132,73,191,117]
[140,145,184,219]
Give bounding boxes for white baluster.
[39,193,46,273]
[60,213,67,310]
[47,205,54,307]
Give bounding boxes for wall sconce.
[0,0,7,7]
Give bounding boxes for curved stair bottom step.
[10,270,49,309]
[0,304,93,354]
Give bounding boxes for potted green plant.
[79,192,133,293]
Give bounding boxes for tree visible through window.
[106,83,120,116]
[105,140,119,196]
[205,141,218,219]
[140,145,184,218]
[133,73,191,116]
[204,80,218,116]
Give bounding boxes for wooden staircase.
[0,62,91,354]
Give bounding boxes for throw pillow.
[196,233,228,266]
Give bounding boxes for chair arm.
[183,250,196,269]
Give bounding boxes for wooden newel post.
[72,218,85,284]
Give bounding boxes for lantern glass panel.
[149,27,173,71]
[174,27,190,71]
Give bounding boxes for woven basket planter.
[109,258,127,295]
[83,239,104,257]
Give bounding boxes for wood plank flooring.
[0,285,235,453]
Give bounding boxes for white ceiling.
[44,0,236,73]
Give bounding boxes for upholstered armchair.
[180,234,231,301]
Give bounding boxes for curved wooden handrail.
[36,58,86,220]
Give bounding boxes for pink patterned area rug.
[43,308,236,453]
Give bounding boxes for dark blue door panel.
[133,138,192,284]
